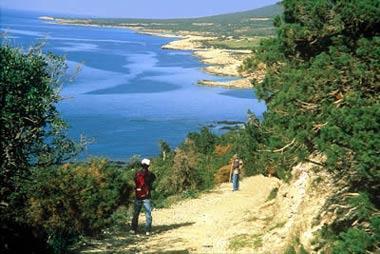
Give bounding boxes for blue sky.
[1,0,279,18]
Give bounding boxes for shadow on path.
[76,222,194,253]
[152,222,194,234]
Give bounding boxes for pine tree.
[242,0,379,251]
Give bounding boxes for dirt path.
[81,175,280,253]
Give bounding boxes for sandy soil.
[136,175,280,253]
[80,175,280,253]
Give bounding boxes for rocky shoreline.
[161,35,255,88]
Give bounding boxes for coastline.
[160,35,257,89]
[40,16,265,89]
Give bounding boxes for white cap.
[141,158,150,166]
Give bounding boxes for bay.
[1,9,266,160]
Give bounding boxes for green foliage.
[279,0,379,59]
[167,147,201,194]
[300,246,309,254]
[202,37,263,50]
[370,216,380,243]
[152,127,235,207]
[332,228,373,254]
[152,139,203,206]
[317,215,380,253]
[266,187,279,201]
[242,0,379,195]
[285,237,309,254]
[228,234,263,251]
[187,127,217,155]
[0,45,82,253]
[241,0,379,251]
[347,193,376,221]
[23,159,132,253]
[284,245,296,254]
[221,112,280,178]
[151,148,203,208]
[159,140,171,161]
[0,45,80,217]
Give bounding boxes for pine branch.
[296,99,319,111]
[258,138,296,153]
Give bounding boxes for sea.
[1,9,266,161]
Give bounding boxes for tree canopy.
[242,0,379,251]
[0,45,81,214]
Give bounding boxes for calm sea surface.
[1,9,266,160]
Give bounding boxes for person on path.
[229,154,243,191]
[130,158,156,236]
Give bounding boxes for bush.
[214,164,231,184]
[167,148,201,194]
[332,228,373,254]
[0,44,80,253]
[187,127,217,155]
[22,159,132,253]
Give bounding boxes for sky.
[0,0,279,18]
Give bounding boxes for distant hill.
[53,3,283,37]
[192,2,283,22]
[110,2,283,23]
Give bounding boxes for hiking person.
[130,158,156,236]
[229,154,243,191]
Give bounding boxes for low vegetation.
[266,187,279,201]
[202,37,264,50]
[228,233,263,250]
[24,159,132,253]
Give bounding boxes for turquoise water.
[1,9,266,160]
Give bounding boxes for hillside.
[44,3,283,37]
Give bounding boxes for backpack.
[135,170,149,199]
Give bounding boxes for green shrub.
[284,245,296,254]
[187,127,217,155]
[266,187,279,201]
[167,148,201,194]
[332,228,373,254]
[228,234,263,251]
[347,193,376,221]
[23,159,132,253]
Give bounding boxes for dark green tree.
[242,0,379,251]
[159,140,171,161]
[0,45,79,216]
[0,45,80,253]
[187,127,217,154]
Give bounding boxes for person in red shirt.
[130,158,156,236]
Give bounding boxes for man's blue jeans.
[131,199,152,232]
[232,174,239,191]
